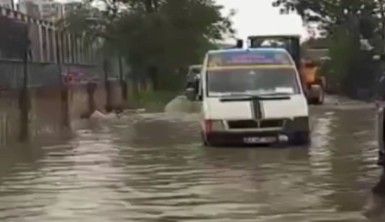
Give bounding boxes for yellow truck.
[300,59,326,104]
[247,35,326,105]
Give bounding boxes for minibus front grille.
[227,119,284,129]
[227,120,258,129]
[260,119,284,128]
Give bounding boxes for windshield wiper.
[256,93,291,100]
[220,93,290,102]
[258,92,292,97]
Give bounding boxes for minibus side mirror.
[185,87,197,101]
[236,39,243,48]
[197,94,203,101]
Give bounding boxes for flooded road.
[0,96,383,221]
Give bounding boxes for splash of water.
[164,95,201,113]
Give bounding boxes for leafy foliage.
[273,0,385,98]
[272,0,376,27]
[62,0,234,90]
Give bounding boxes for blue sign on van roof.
[208,50,293,67]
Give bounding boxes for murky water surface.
[0,96,384,221]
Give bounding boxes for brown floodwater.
[0,96,383,222]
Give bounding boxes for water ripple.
[0,100,380,221]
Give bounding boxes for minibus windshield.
[207,67,300,97]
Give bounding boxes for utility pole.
[56,31,70,128]
[118,55,127,102]
[11,0,15,11]
[103,58,112,112]
[19,24,30,142]
[379,0,385,52]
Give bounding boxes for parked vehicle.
[374,54,385,167]
[376,103,385,167]
[186,48,310,146]
[374,54,385,168]
[185,65,202,100]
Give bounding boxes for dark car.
[185,65,202,97]
[186,65,202,87]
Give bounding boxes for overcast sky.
[14,0,307,41]
[216,0,307,42]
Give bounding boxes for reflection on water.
[0,98,382,221]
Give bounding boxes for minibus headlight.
[204,120,225,132]
[212,120,225,131]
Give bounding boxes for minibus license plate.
[243,136,276,144]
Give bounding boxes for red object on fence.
[63,73,74,84]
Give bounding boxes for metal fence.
[0,6,109,89]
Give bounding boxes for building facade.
[63,2,81,15]
[0,0,12,9]
[0,8,133,146]
[21,1,40,19]
[17,0,80,22]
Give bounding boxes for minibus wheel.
[290,131,311,146]
[201,132,209,146]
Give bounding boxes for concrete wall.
[0,81,127,146]
[0,90,20,145]
[0,60,118,146]
[0,59,152,147]
[0,12,150,146]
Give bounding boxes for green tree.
[273,0,381,98]
[272,0,376,28]
[62,0,234,91]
